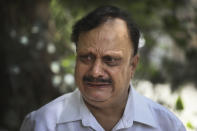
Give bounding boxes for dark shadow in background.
[0,0,60,130]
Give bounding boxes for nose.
[89,59,104,78]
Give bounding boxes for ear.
[130,54,139,77]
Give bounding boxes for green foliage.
[61,55,76,74]
[187,121,195,129]
[50,0,86,54]
[176,96,184,111]
[50,0,81,78]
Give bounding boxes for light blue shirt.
[20,86,186,131]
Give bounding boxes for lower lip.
[85,83,112,88]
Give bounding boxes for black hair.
[71,5,140,56]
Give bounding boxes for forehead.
[77,18,133,56]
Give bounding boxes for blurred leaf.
[176,96,184,111]
[61,59,71,68]
[187,121,194,129]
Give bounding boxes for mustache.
[83,75,112,84]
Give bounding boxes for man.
[20,5,186,131]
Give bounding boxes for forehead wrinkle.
[77,47,114,57]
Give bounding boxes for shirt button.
[83,120,88,125]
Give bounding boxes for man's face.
[75,18,138,106]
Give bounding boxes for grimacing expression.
[75,18,138,105]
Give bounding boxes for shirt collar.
[115,85,157,130]
[131,86,158,128]
[57,89,104,130]
[57,85,158,129]
[57,89,82,124]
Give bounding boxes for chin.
[83,92,111,103]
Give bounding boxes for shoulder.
[20,90,79,131]
[132,88,185,130]
[142,94,185,130]
[35,90,76,119]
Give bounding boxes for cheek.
[114,65,132,83]
[108,67,123,82]
[75,62,88,81]
[75,63,83,82]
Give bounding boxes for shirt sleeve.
[20,112,35,131]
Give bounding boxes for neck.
[83,90,129,131]
[84,87,130,116]
[84,94,128,116]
